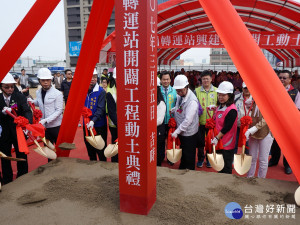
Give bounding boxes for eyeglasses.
[2,85,14,89]
[279,77,288,80]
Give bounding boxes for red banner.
[116,0,157,215]
[157,32,300,49]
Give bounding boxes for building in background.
[210,48,278,67]
[210,48,233,65]
[64,0,115,67]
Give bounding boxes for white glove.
[27,98,34,103]
[170,107,176,114]
[244,130,250,141]
[87,121,94,130]
[39,119,47,126]
[208,105,217,111]
[171,132,178,139]
[211,137,219,145]
[245,126,258,140]
[2,107,11,115]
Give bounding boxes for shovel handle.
[89,128,95,139]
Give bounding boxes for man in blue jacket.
[84,72,107,161]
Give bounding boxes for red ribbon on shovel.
[82,107,97,135]
[6,110,45,154]
[167,118,180,149]
[28,101,43,124]
[205,108,223,153]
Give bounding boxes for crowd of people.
[0,67,299,187]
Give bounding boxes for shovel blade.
[166,148,182,164]
[104,144,118,158]
[42,147,57,160]
[85,135,105,150]
[207,153,224,171]
[234,154,252,175]
[295,186,300,206]
[41,137,55,150]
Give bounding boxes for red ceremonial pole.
[198,0,300,183]
[56,0,114,156]
[0,0,61,80]
[115,0,157,215]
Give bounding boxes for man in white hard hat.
[170,74,199,170]
[0,73,32,184]
[84,70,107,161]
[28,68,63,155]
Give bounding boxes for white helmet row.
[157,77,161,86]
[216,81,234,94]
[1,73,17,84]
[93,68,98,75]
[37,68,53,79]
[173,75,189,89]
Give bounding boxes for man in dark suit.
[0,73,32,184]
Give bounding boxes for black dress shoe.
[268,161,278,167]
[285,167,292,175]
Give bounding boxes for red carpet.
[3,127,297,183]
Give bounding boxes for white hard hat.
[173,75,189,89]
[1,73,17,84]
[242,82,247,88]
[216,81,234,94]
[113,67,116,79]
[37,68,53,79]
[93,68,98,75]
[157,77,161,86]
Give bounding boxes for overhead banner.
[69,41,82,56]
[157,32,300,49]
[116,0,157,215]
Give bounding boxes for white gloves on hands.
[2,107,11,115]
[87,121,94,130]
[171,130,180,139]
[39,119,47,126]
[208,105,217,111]
[211,137,219,146]
[169,107,176,114]
[245,126,258,140]
[27,98,34,103]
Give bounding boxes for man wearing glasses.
[61,69,73,105]
[269,70,300,174]
[0,73,32,185]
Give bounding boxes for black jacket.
[0,92,33,140]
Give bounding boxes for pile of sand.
[0,158,298,224]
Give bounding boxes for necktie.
[165,88,168,97]
[5,98,10,107]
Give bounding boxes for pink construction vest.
[214,104,237,150]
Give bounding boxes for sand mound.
[0,158,299,224]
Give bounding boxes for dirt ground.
[0,158,299,225]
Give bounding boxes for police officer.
[0,73,32,184]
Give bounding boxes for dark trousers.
[157,135,166,166]
[0,136,28,184]
[178,132,197,170]
[197,125,209,162]
[45,126,60,162]
[269,139,290,169]
[109,126,118,162]
[83,125,107,161]
[216,149,234,174]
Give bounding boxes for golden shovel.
[0,151,26,161]
[207,144,224,171]
[234,145,252,175]
[85,128,105,150]
[40,137,56,151]
[295,186,300,206]
[28,133,57,160]
[104,142,118,158]
[166,139,182,164]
